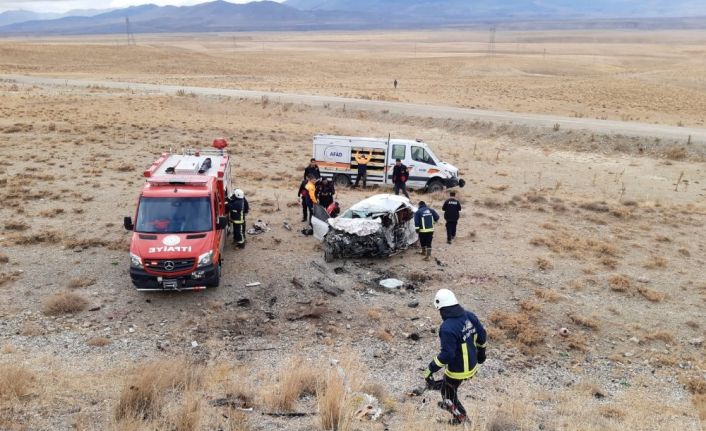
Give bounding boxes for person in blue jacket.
[414,201,440,261]
[424,288,487,425]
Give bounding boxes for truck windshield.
[136,197,212,233]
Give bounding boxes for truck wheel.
[333,174,351,187]
[427,180,445,193]
[207,263,221,288]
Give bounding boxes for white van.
[312,135,465,192]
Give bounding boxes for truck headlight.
[197,251,213,268]
[130,253,143,269]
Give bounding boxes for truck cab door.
[388,143,407,184]
[408,145,437,186]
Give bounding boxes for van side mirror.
[123,216,134,231]
[217,216,228,230]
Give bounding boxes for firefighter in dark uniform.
[414,201,440,261]
[391,158,410,198]
[442,190,462,244]
[226,189,249,248]
[317,177,336,209]
[303,158,320,181]
[424,289,487,426]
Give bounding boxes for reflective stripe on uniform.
[474,333,487,348]
[419,213,434,233]
[444,364,478,380]
[236,224,245,244]
[442,342,478,380]
[434,357,445,367]
[462,343,469,374]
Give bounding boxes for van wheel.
[333,174,351,187]
[207,263,221,288]
[427,180,445,193]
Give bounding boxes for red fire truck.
[123,139,232,291]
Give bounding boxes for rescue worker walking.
[414,201,439,261]
[353,150,373,188]
[317,177,336,209]
[391,158,410,198]
[304,158,320,181]
[442,190,462,244]
[226,189,249,248]
[424,289,487,426]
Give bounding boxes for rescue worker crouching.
[414,201,439,261]
[317,177,336,209]
[226,189,249,248]
[424,289,487,426]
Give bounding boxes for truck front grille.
[144,258,195,273]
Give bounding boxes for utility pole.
[488,27,496,57]
[125,17,136,46]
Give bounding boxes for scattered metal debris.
[247,219,271,235]
[379,278,404,289]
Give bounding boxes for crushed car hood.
[328,218,382,236]
[345,194,418,216]
[318,194,419,260]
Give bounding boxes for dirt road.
[4,73,706,144]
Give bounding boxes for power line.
[488,27,496,56]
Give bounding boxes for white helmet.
[234,189,244,199]
[434,289,458,310]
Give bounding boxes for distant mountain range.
[0,0,703,35]
[286,0,706,19]
[0,8,112,27]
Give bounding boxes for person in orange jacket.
[304,175,318,224]
[353,150,373,188]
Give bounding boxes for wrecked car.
[312,194,418,262]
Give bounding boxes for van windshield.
[136,197,212,233]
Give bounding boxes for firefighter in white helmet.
[424,289,487,426]
[226,189,249,248]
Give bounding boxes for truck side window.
[412,146,436,166]
[392,144,405,160]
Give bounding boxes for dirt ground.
[0,31,705,431]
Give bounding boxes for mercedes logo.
[163,261,175,271]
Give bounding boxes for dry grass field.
[2,30,706,126]
[0,30,705,430]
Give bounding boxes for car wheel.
[333,174,351,187]
[427,180,444,193]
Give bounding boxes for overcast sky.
[0,0,283,13]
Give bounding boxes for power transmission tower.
[125,17,136,46]
[488,27,496,56]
